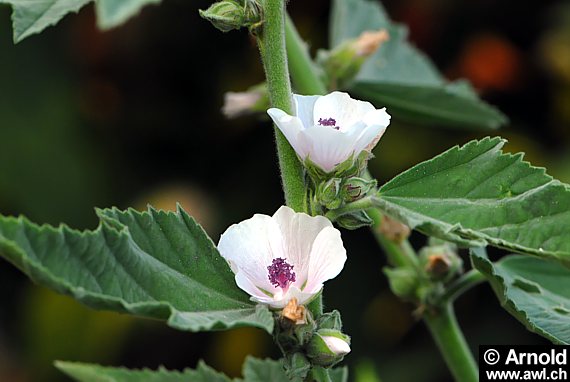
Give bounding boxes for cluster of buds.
[384,239,464,307]
[277,308,351,379]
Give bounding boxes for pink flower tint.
[217,206,347,309]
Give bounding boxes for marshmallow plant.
[1,1,569,382]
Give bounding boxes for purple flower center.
[318,117,340,130]
[267,258,296,289]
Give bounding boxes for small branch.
[442,269,486,304]
[324,196,374,221]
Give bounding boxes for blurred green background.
[0,0,569,381]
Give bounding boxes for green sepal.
[284,352,312,380]
[336,210,373,230]
[316,310,343,331]
[316,178,343,210]
[304,151,372,184]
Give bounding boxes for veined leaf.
[0,206,274,333]
[0,0,161,43]
[329,0,507,130]
[372,137,570,265]
[471,248,570,344]
[56,360,232,382]
[56,358,349,382]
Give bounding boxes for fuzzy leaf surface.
[0,206,273,333]
[373,137,570,265]
[471,248,570,344]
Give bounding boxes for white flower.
[217,206,347,309]
[267,91,391,172]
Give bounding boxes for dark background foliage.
[0,0,569,381]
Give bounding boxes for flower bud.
[319,29,389,87]
[199,0,247,33]
[420,244,463,282]
[316,310,342,331]
[222,84,268,119]
[306,329,351,367]
[341,177,376,203]
[316,178,343,210]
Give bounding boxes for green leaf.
[373,137,570,265]
[239,357,348,382]
[0,206,274,333]
[95,0,161,29]
[329,0,507,129]
[56,358,349,382]
[55,360,232,382]
[471,248,570,344]
[0,0,161,43]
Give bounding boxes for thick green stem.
[424,304,479,382]
[258,0,305,212]
[285,15,327,95]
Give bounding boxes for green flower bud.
[316,178,343,210]
[316,310,342,331]
[306,329,351,367]
[341,177,377,202]
[199,0,246,33]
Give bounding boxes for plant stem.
[307,366,332,382]
[367,208,418,269]
[424,304,479,382]
[285,15,327,95]
[325,196,374,221]
[442,269,486,304]
[258,0,305,212]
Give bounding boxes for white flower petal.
[293,94,319,127]
[218,213,284,293]
[299,126,356,172]
[322,336,351,355]
[313,91,376,130]
[272,206,333,289]
[305,227,347,293]
[267,108,308,158]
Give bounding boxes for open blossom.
[267,91,391,172]
[217,206,347,309]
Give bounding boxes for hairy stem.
[258,0,305,212]
[424,304,479,382]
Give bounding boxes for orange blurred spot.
[455,34,521,92]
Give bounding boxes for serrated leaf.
[0,0,161,43]
[329,0,507,129]
[0,206,274,333]
[471,248,570,344]
[239,357,348,382]
[56,358,349,382]
[372,137,570,265]
[55,360,232,382]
